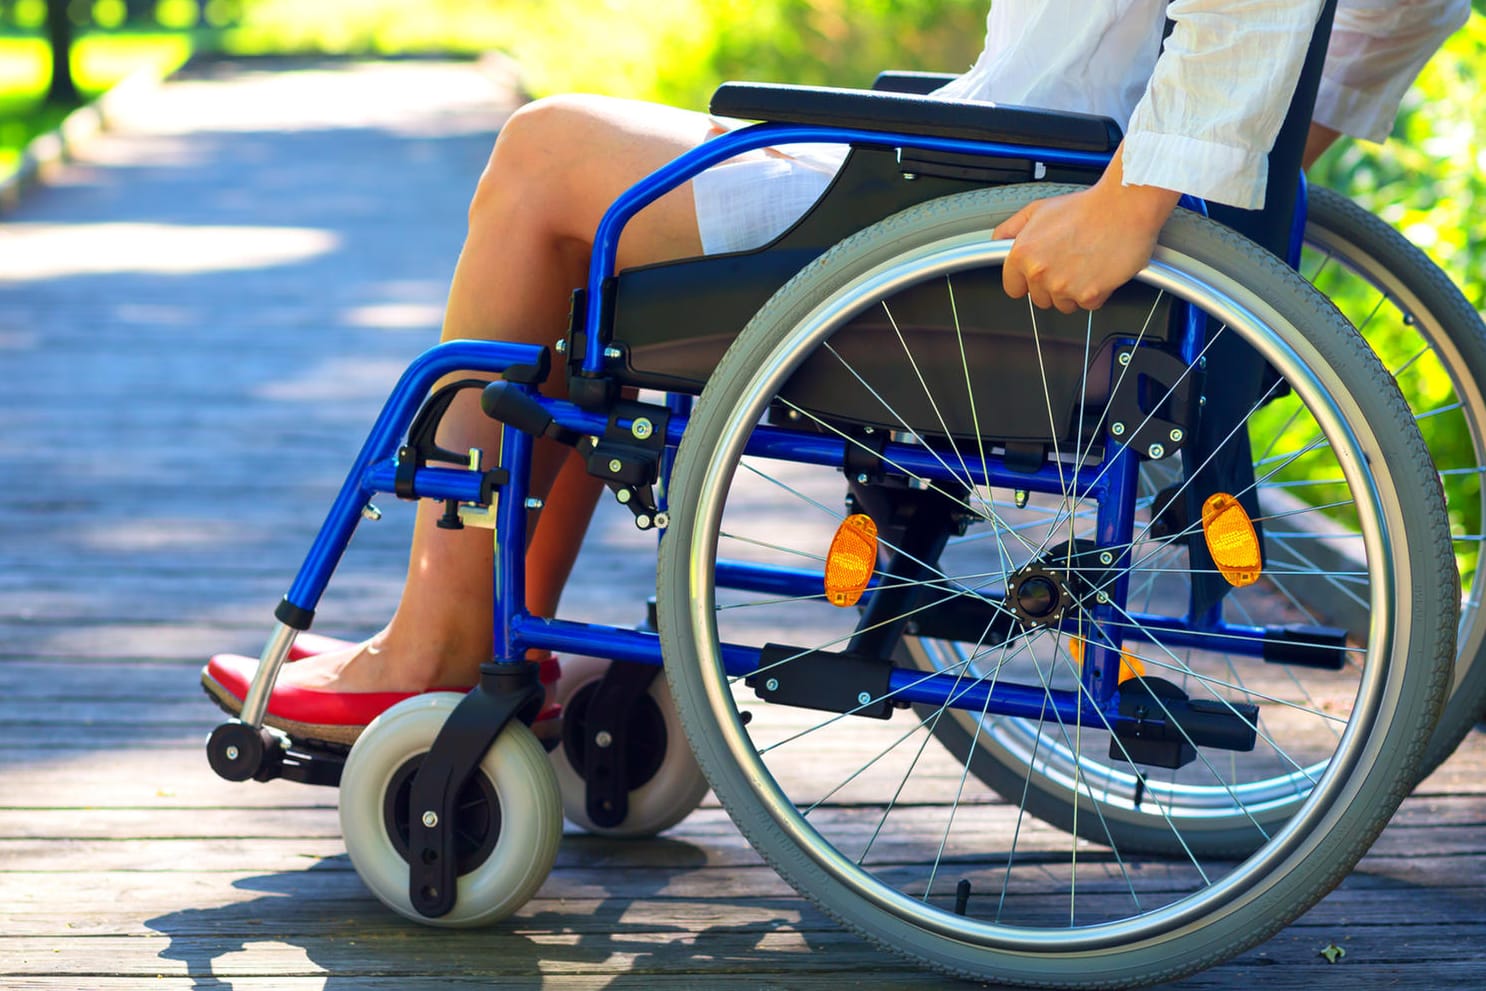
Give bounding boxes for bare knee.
[470,95,609,225]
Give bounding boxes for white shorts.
[691,119,849,256]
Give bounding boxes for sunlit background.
[3,0,1479,297]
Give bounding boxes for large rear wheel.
[657,185,1454,986]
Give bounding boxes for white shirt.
[932,0,1470,209]
[693,0,1469,253]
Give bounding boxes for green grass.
[0,33,192,179]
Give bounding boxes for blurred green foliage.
[1309,14,1484,313]
[500,0,989,106]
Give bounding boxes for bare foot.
[276,632,483,695]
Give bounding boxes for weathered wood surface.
[2,57,1484,990]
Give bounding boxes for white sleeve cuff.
[1122,131,1269,211]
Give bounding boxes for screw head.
[594,730,613,748]
[616,488,632,504]
[554,338,568,354]
[856,473,870,484]
[631,417,654,440]
[1147,443,1166,459]
[1169,428,1184,443]
[765,677,780,692]
[1111,422,1127,437]
[857,691,872,706]
[524,497,544,510]
[608,458,624,474]
[603,346,623,360]
[224,746,240,761]
[1099,551,1114,565]
[635,514,652,529]
[1118,351,1132,366]
[1096,591,1110,604]
[421,811,439,829]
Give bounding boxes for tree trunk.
[46,0,79,105]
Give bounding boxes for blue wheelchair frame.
[246,121,1312,738]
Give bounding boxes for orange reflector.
[1068,637,1147,683]
[1202,492,1263,588]
[824,513,878,607]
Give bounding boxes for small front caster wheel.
[339,693,561,926]
[549,655,709,837]
[206,721,280,782]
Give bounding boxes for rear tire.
[658,185,1454,986]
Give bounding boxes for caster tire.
[339,693,562,927]
[548,655,709,837]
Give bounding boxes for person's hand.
[993,145,1180,313]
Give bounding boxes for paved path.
[0,57,1484,990]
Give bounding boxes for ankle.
[371,628,487,691]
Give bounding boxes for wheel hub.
[1005,563,1076,628]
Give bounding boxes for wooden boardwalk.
[2,57,1484,989]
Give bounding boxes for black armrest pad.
[710,81,1121,154]
[871,71,957,95]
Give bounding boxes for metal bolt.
[1147,443,1166,459]
[1111,422,1127,437]
[787,409,801,421]
[1099,551,1114,565]
[1014,489,1030,509]
[765,678,780,692]
[631,417,654,440]
[608,458,624,474]
[1096,591,1110,604]
[1198,356,1208,370]
[603,346,623,360]
[616,488,632,504]
[554,338,568,354]
[1118,351,1132,366]
[421,811,439,828]
[524,497,544,510]
[863,426,875,434]
[635,514,652,529]
[361,504,383,522]
[856,473,870,484]
[1169,428,1184,443]
[902,172,919,181]
[857,692,872,706]
[225,746,240,761]
[594,730,613,748]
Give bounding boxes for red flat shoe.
[201,652,563,748]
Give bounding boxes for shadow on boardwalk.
[0,56,1484,990]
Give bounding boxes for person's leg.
[270,95,710,696]
[1303,121,1342,170]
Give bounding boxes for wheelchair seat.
[603,83,1129,424]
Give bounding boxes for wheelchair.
[203,12,1482,988]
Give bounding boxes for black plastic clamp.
[747,645,894,720]
[1106,346,1195,461]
